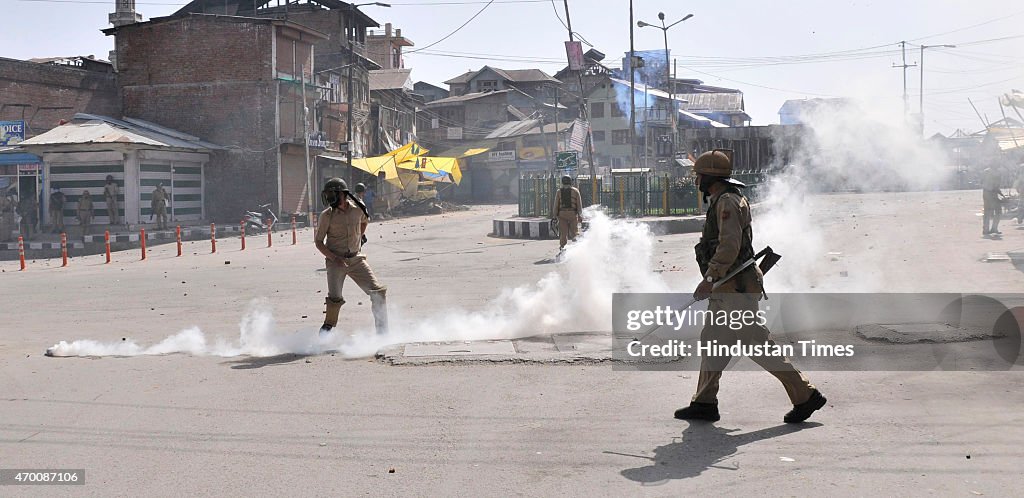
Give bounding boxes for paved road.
[2,192,1023,496]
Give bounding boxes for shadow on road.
[617,421,822,484]
[224,354,309,370]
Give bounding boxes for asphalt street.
[2,192,1023,496]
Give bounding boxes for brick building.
[0,56,120,137]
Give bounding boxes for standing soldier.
[674,149,826,424]
[151,183,168,230]
[18,190,38,241]
[314,178,388,335]
[77,190,94,239]
[104,175,120,226]
[550,175,583,252]
[49,186,66,233]
[0,191,14,242]
[981,166,1002,236]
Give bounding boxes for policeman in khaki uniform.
[550,175,583,251]
[674,150,827,424]
[151,184,168,230]
[104,175,120,226]
[315,178,389,335]
[77,190,94,238]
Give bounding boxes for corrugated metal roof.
[675,93,744,113]
[443,66,559,85]
[18,113,221,150]
[483,119,575,139]
[426,89,512,106]
[369,69,413,91]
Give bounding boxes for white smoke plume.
[46,208,671,359]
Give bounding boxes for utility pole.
[919,43,956,136]
[562,0,596,178]
[892,41,917,118]
[629,0,637,168]
[300,63,313,217]
[346,5,356,187]
[553,85,560,171]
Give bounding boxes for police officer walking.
[314,178,389,335]
[674,150,826,424]
[550,175,583,252]
[981,166,1002,236]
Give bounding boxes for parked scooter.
[244,203,278,234]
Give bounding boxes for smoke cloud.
[46,207,671,359]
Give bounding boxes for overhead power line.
[405,0,496,53]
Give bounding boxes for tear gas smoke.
[46,207,671,359]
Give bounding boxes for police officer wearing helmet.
[550,175,583,251]
[314,178,388,335]
[675,149,826,424]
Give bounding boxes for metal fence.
[518,172,767,218]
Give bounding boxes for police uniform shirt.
[317,199,367,256]
[705,190,752,280]
[551,187,583,215]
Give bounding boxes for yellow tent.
[348,141,430,187]
[396,156,464,184]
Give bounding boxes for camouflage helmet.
[693,150,733,177]
[323,177,348,192]
[561,175,572,185]
[353,182,366,193]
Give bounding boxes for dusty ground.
[2,192,1023,496]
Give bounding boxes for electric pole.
[562,0,597,179]
[892,41,917,118]
[629,0,637,168]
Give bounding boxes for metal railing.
[518,171,767,218]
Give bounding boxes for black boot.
[674,402,720,421]
[319,323,333,335]
[784,389,827,423]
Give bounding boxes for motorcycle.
[244,204,278,234]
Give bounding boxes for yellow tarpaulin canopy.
[346,141,431,187]
[396,156,464,185]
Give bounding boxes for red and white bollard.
[61,232,68,267]
[240,220,246,251]
[18,235,26,271]
[176,226,182,257]
[210,223,217,253]
[291,215,297,245]
[104,230,111,264]
[140,228,147,260]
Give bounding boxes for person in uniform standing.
[674,149,826,424]
[981,166,1002,236]
[49,186,66,233]
[0,192,15,242]
[550,175,583,251]
[1012,165,1024,224]
[18,190,38,241]
[77,190,94,238]
[314,178,389,335]
[104,175,120,226]
[151,183,168,230]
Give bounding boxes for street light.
[919,43,956,135]
[638,12,693,171]
[345,2,391,185]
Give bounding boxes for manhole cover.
[403,341,516,357]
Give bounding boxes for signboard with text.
[487,150,517,162]
[0,121,25,146]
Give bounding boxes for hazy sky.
[4,0,1023,135]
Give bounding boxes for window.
[590,102,604,118]
[612,129,630,145]
[592,131,606,142]
[611,104,624,117]
[479,80,498,91]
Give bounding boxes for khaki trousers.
[106,196,119,225]
[983,190,1001,233]
[557,209,579,249]
[692,292,815,405]
[326,255,386,302]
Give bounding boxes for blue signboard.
[0,121,26,146]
